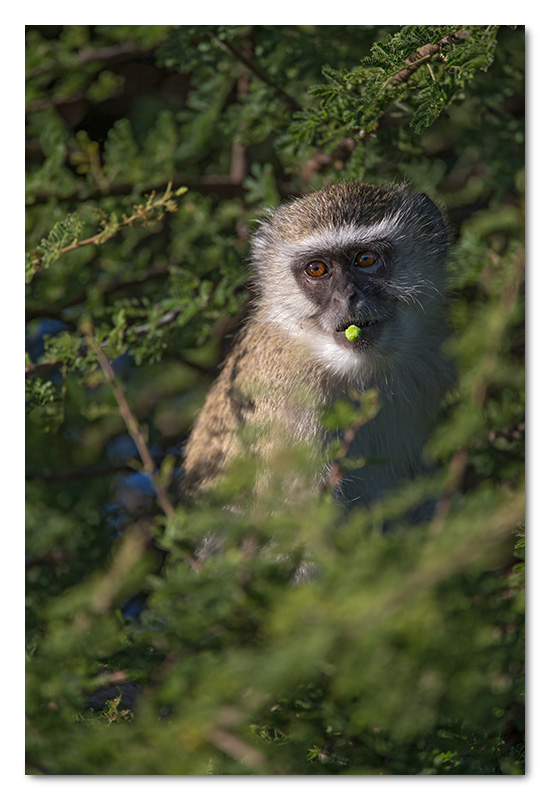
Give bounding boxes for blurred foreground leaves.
[26,25,524,775]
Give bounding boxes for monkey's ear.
[415,192,449,243]
[416,192,445,220]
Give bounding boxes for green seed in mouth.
[345,324,362,342]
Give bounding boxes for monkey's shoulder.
[216,321,320,393]
[181,323,321,496]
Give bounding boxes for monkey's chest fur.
[181,319,449,507]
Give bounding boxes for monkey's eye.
[355,251,382,273]
[305,260,330,278]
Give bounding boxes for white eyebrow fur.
[274,214,405,259]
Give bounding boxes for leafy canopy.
[25,25,524,776]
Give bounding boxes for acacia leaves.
[297,26,500,146]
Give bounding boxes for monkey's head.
[251,182,449,382]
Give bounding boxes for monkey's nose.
[332,286,357,308]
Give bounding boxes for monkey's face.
[252,183,448,379]
[291,240,396,353]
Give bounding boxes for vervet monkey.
[87,183,453,712]
[182,182,453,508]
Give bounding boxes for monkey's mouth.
[334,318,382,348]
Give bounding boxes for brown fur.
[182,321,330,497]
[181,182,453,507]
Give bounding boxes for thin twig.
[301,138,357,187]
[83,319,175,518]
[89,520,152,614]
[212,34,301,113]
[25,359,64,378]
[28,183,176,270]
[26,174,248,206]
[430,249,524,535]
[26,267,171,323]
[229,32,254,184]
[324,416,369,492]
[25,301,225,378]
[429,447,469,536]
[26,461,146,482]
[207,728,268,773]
[25,327,216,379]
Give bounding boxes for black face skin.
[292,244,397,350]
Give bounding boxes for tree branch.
[212,34,301,114]
[301,138,357,187]
[26,267,172,323]
[391,29,468,87]
[26,174,246,206]
[25,305,222,378]
[28,183,178,271]
[26,461,145,482]
[207,727,268,773]
[430,247,524,535]
[25,359,65,378]
[82,319,175,518]
[324,415,369,493]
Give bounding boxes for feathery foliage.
[25,25,524,775]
